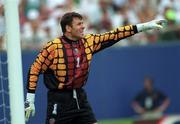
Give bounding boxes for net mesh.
[0,52,10,124]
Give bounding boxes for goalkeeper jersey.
[27,25,138,93]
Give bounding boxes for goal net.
[0,51,10,124]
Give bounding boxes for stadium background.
[0,0,180,124]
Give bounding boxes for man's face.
[144,79,153,92]
[68,17,85,40]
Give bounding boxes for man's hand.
[137,19,168,32]
[25,93,35,122]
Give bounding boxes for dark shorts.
[46,88,97,124]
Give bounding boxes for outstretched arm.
[84,19,167,54]
[84,25,138,53]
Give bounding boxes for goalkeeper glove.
[137,19,167,32]
[25,93,35,122]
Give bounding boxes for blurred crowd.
[0,0,180,50]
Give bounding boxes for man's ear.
[66,25,72,33]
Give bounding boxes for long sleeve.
[84,25,138,54]
[27,41,55,93]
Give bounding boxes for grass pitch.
[99,118,133,124]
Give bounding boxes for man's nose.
[82,25,85,30]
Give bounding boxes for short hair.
[144,76,154,83]
[60,12,83,33]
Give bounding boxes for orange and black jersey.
[27,25,138,93]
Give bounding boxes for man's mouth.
[80,31,84,35]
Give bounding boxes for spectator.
[0,3,5,50]
[132,76,170,118]
[21,9,47,50]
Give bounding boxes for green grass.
[99,118,133,124]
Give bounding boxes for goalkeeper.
[25,12,167,124]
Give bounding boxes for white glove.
[137,19,167,32]
[25,93,35,122]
